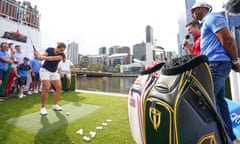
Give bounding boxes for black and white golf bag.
[128,55,228,144]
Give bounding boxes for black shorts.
[31,72,40,81]
[17,77,27,86]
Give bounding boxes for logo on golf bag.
[197,133,217,144]
[149,107,161,131]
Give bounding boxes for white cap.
[191,1,212,12]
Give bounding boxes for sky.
[24,0,226,55]
[23,0,181,55]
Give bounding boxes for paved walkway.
[0,90,128,102]
[75,90,128,97]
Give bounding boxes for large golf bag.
[128,55,228,144]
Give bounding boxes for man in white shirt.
[58,56,74,91]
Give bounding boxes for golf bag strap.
[140,62,165,75]
[162,55,209,75]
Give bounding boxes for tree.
[79,61,88,69]
[79,56,89,69]
[101,65,107,72]
[114,64,121,73]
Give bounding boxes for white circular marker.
[89,131,96,138]
[106,119,112,122]
[96,126,103,130]
[76,129,83,135]
[83,136,91,141]
[102,122,108,126]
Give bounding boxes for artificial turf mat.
[6,102,102,135]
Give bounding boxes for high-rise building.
[177,0,196,56]
[145,25,154,64]
[108,45,130,56]
[108,45,120,55]
[99,47,107,55]
[117,46,130,55]
[146,25,153,44]
[67,41,79,64]
[133,42,146,61]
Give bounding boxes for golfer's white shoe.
[52,104,62,111]
[40,108,48,115]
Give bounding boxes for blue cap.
[23,57,29,61]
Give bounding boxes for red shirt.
[192,33,201,55]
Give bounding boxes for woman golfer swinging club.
[34,42,66,115]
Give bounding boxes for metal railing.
[0,0,40,29]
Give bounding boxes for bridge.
[71,70,112,77]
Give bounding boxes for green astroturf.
[6,102,102,135]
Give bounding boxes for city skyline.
[21,0,227,55]
[21,0,181,55]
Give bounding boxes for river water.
[75,76,137,94]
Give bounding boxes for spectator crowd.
[0,41,74,99]
[0,41,41,98]
[0,0,40,29]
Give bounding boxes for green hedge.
[61,74,76,91]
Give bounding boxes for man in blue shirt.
[29,53,41,94]
[191,1,240,143]
[0,42,13,89]
[16,57,31,99]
